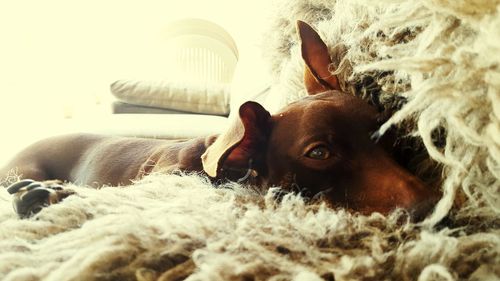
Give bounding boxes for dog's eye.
[306,146,330,160]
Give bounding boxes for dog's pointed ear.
[202,101,271,178]
[297,20,341,95]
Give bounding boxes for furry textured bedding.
[1,0,499,280]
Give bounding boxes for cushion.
[110,80,231,116]
[111,101,192,114]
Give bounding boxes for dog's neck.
[162,134,258,184]
[148,135,225,176]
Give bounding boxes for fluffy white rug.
[1,174,498,281]
[1,0,500,280]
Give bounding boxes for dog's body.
[1,21,439,219]
[2,134,215,187]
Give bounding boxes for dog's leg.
[6,179,75,218]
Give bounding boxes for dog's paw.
[6,179,75,218]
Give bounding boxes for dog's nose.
[393,176,440,221]
[408,195,440,221]
[354,147,441,220]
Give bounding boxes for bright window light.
[0,0,267,165]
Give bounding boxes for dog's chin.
[320,199,442,223]
[228,176,441,223]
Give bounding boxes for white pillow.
[110,80,231,115]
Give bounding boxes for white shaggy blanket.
[1,0,500,280]
[1,174,498,281]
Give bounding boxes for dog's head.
[202,21,439,219]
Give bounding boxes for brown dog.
[1,21,438,219]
